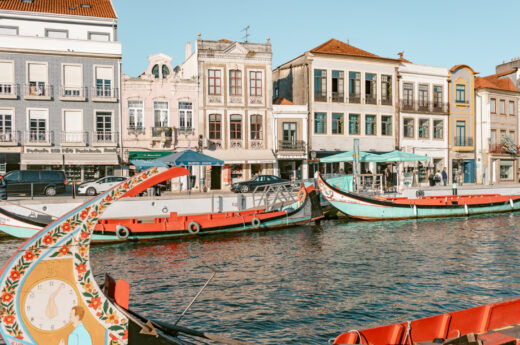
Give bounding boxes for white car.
[77,176,126,196]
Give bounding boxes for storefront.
[0,152,21,174]
[490,157,517,184]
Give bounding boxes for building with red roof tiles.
[273,38,401,177]
[0,0,122,181]
[475,71,520,185]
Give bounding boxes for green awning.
[128,151,173,161]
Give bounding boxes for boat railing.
[251,180,305,211]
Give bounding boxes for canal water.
[1,213,520,344]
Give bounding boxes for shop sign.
[25,147,118,154]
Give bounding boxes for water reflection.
[1,214,520,344]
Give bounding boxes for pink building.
[121,52,199,165]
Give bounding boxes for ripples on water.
[1,213,520,344]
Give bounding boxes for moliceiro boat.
[333,297,520,345]
[317,172,520,220]
[0,172,322,242]
[0,167,253,345]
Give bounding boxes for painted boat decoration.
[317,172,520,220]
[0,167,254,345]
[332,297,520,345]
[0,174,322,242]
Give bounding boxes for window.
[88,32,110,41]
[151,65,159,78]
[365,115,376,135]
[381,115,392,136]
[332,113,344,134]
[209,114,221,140]
[349,72,361,103]
[510,101,515,115]
[332,71,344,102]
[365,73,377,104]
[250,114,262,140]
[0,61,14,95]
[314,69,327,101]
[456,121,466,146]
[510,131,516,144]
[63,110,83,142]
[490,98,496,113]
[162,65,170,78]
[95,66,113,97]
[456,84,466,103]
[419,119,429,138]
[128,101,143,129]
[349,114,360,135]
[283,122,297,141]
[433,86,443,109]
[0,26,18,35]
[230,114,242,140]
[403,83,413,107]
[490,129,496,146]
[403,118,414,138]
[418,84,428,109]
[381,75,392,105]
[179,102,192,130]
[500,130,506,140]
[62,64,82,97]
[208,69,221,95]
[153,101,168,127]
[433,120,443,139]
[314,113,326,134]
[249,71,262,97]
[28,109,48,142]
[96,112,112,142]
[45,29,68,38]
[500,100,505,114]
[229,70,242,96]
[500,160,514,180]
[0,110,12,141]
[27,63,48,96]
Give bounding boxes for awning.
[21,153,63,165]
[202,149,276,164]
[64,153,119,165]
[128,151,173,161]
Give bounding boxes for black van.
[4,170,66,196]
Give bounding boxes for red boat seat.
[408,313,451,342]
[333,324,404,345]
[447,305,490,338]
[486,299,520,331]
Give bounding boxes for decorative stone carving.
[250,140,263,149]
[249,96,263,105]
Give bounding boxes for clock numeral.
[72,299,76,304]
[26,306,30,311]
[49,281,54,287]
[29,292,34,299]
[51,324,55,330]
[30,317,34,322]
[37,285,42,290]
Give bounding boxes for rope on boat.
[402,321,412,345]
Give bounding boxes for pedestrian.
[434,170,442,186]
[442,167,448,186]
[0,175,7,200]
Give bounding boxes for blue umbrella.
[155,149,224,166]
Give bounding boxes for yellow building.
[448,65,476,183]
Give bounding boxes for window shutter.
[96,66,113,80]
[28,63,48,82]
[29,109,48,120]
[0,62,13,83]
[64,65,82,87]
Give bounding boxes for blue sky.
[113,0,519,78]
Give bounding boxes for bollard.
[31,183,33,200]
[452,183,457,196]
[72,181,76,199]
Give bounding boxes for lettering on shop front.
[25,147,118,154]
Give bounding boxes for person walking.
[434,170,442,186]
[442,167,448,186]
[0,175,7,200]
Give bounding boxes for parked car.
[77,176,126,196]
[231,175,288,193]
[3,170,66,196]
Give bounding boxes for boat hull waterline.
[317,172,520,220]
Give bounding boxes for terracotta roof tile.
[273,97,295,105]
[475,74,518,92]
[310,38,399,62]
[218,39,232,43]
[0,0,117,18]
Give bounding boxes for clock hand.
[45,285,63,319]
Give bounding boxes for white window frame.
[61,63,83,97]
[248,69,264,97]
[62,109,84,143]
[178,101,193,130]
[0,26,18,35]
[26,108,49,143]
[153,100,169,127]
[88,32,110,41]
[127,100,144,129]
[93,64,114,98]
[45,28,68,39]
[0,107,15,141]
[26,61,49,97]
[93,109,114,142]
[0,60,15,96]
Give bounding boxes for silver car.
[77,176,126,196]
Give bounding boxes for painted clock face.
[24,279,78,331]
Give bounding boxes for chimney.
[398,51,404,60]
[185,42,192,60]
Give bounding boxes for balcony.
[207,139,222,150]
[91,87,117,102]
[177,127,195,136]
[331,92,344,103]
[60,86,86,101]
[24,130,53,145]
[365,96,377,105]
[278,140,306,151]
[152,127,173,138]
[314,93,327,102]
[454,136,473,147]
[489,143,520,155]
[24,83,52,100]
[0,131,19,145]
[381,97,392,106]
[400,99,449,114]
[93,131,117,144]
[0,83,17,99]
[127,126,145,136]
[61,131,88,144]
[349,94,361,104]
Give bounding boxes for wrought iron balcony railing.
[278,140,306,151]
